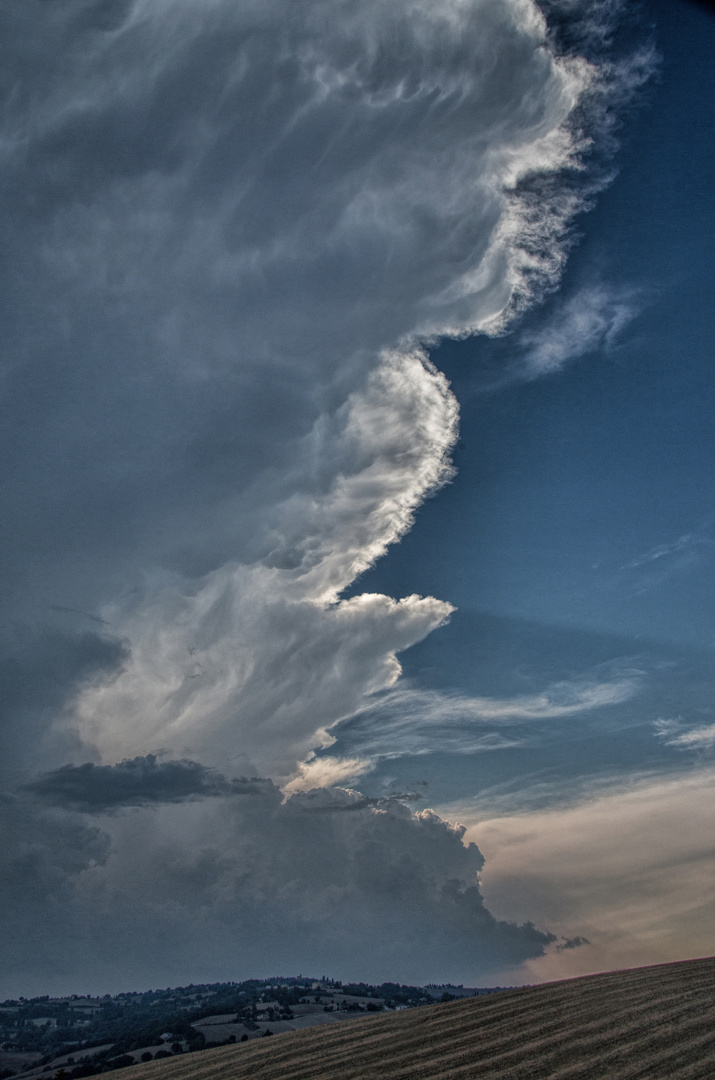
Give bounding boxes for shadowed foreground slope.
[111,957,715,1080]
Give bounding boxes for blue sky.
[2,0,714,995]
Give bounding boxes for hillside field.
[105,956,715,1080]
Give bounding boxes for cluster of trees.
[336,983,433,1007]
[0,999,204,1062]
[0,976,438,1079]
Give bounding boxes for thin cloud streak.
[621,533,711,572]
[323,672,640,761]
[654,718,715,751]
[518,283,639,376]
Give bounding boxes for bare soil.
[92,956,715,1080]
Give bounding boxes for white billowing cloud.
[282,757,374,796]
[451,765,715,984]
[323,673,640,760]
[518,283,638,376]
[68,349,457,777]
[262,351,460,602]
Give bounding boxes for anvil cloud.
[0,0,642,994]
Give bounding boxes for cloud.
[616,532,713,597]
[285,786,423,812]
[453,765,715,984]
[0,795,111,903]
[0,0,652,991]
[654,718,715,751]
[556,935,590,950]
[1,783,554,996]
[517,283,639,376]
[0,627,128,790]
[72,577,456,781]
[622,534,706,571]
[669,725,715,749]
[322,672,640,760]
[282,757,374,796]
[0,0,644,787]
[23,755,272,813]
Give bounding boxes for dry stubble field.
[108,956,715,1080]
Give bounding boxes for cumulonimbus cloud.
[1,783,555,993]
[0,0,649,784]
[0,0,652,992]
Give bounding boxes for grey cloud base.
[2,784,553,997]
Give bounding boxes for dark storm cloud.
[0,627,128,787]
[1,785,554,995]
[23,755,271,812]
[0,795,110,893]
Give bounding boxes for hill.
[1,976,502,1080]
[105,956,715,1079]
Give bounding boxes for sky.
[1,0,714,998]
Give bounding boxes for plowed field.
[110,956,715,1080]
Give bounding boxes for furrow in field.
[100,957,715,1080]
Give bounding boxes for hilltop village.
[0,978,504,1080]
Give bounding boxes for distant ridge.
[104,956,715,1079]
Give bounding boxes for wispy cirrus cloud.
[619,533,713,598]
[323,671,640,761]
[518,283,639,376]
[621,534,707,572]
[654,717,715,751]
